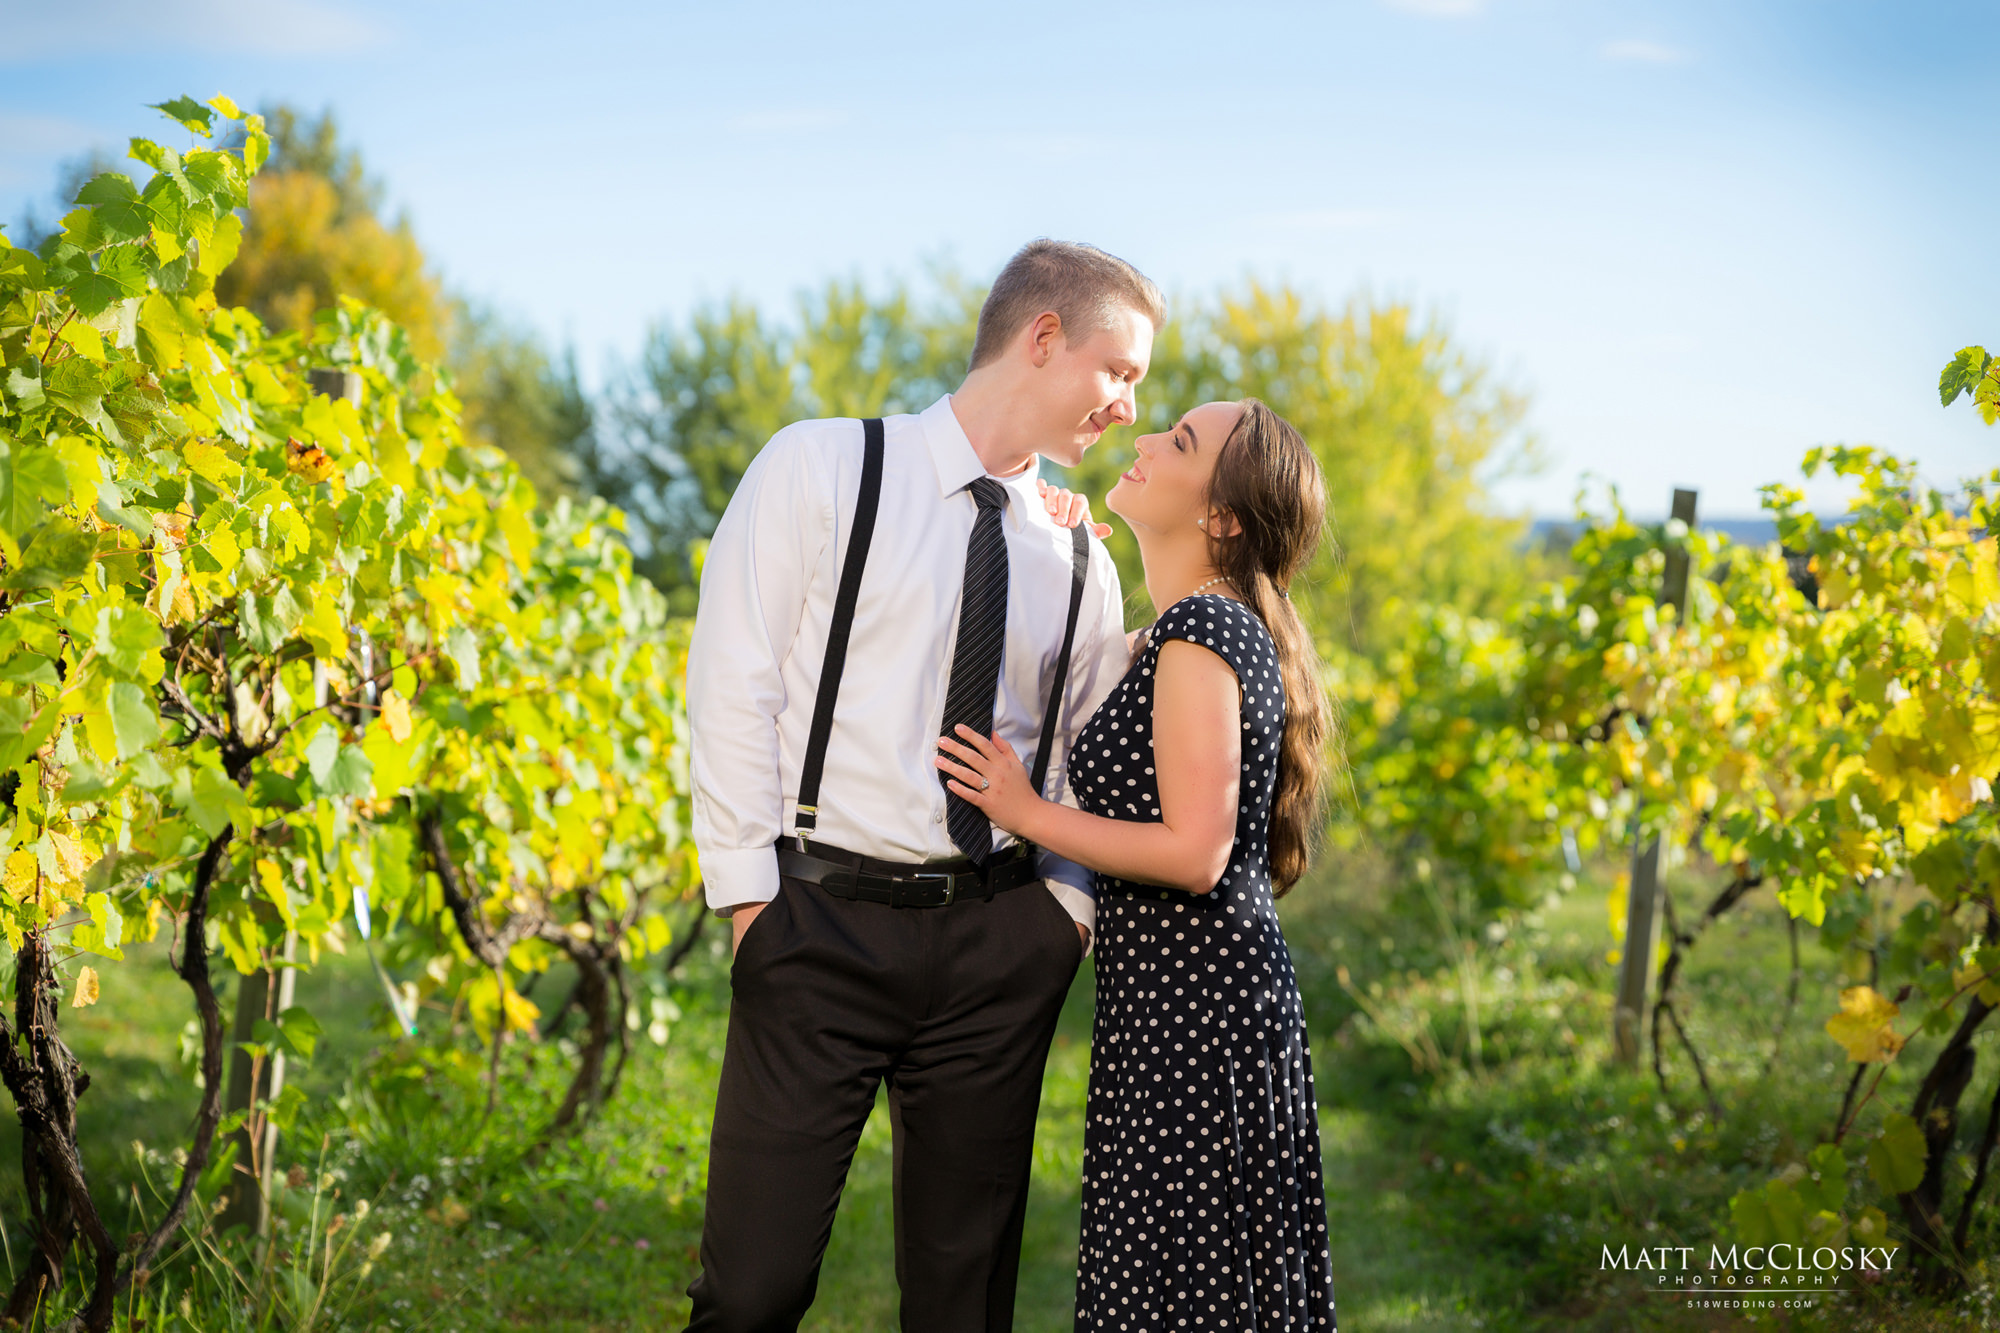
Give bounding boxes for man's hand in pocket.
[731,902,767,958]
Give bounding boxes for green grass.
[5,861,1999,1330]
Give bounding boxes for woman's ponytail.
[1205,399,1332,894]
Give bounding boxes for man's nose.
[1110,386,1137,426]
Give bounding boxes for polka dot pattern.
[1069,594,1338,1331]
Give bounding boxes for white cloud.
[0,0,387,62]
[1384,0,1487,16]
[1601,39,1691,65]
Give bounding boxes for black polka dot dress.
[1069,594,1338,1331]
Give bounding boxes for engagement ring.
[980,778,990,790]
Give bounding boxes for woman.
[936,398,1338,1330]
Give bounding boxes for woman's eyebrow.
[1181,421,1200,451]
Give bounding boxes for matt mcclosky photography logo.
[1599,1239,1903,1311]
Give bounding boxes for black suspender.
[791,417,1092,854]
[793,417,885,850]
[1029,522,1091,798]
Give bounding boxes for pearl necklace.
[1188,575,1232,598]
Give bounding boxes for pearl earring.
[1196,518,1205,528]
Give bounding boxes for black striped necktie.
[939,476,1011,862]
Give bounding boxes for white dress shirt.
[687,394,1128,939]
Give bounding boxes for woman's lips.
[1121,465,1145,483]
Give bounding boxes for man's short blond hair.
[969,239,1166,371]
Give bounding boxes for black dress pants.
[683,872,1084,1332]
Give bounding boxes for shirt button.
[933,809,944,824]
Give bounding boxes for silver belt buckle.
[903,870,955,906]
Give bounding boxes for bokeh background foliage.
[0,93,1998,1332]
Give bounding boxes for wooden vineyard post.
[1612,487,1698,1065]
[308,367,362,406]
[219,933,298,1234]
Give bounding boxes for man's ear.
[1027,311,1064,368]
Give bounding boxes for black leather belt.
[775,839,1039,907]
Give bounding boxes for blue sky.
[2,0,1993,517]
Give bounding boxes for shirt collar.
[920,394,1043,531]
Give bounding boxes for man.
[682,239,1162,1331]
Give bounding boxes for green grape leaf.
[243,124,270,175]
[363,720,417,795]
[150,97,215,136]
[1941,347,1991,407]
[445,626,481,688]
[1867,1112,1928,1195]
[0,439,70,539]
[1,522,95,591]
[241,585,304,653]
[73,173,149,242]
[176,765,250,838]
[1801,1143,1848,1215]
[194,212,241,278]
[67,258,142,318]
[95,493,155,539]
[372,825,413,909]
[94,605,164,678]
[275,1006,321,1060]
[108,681,162,759]
[71,891,125,960]
[323,743,374,798]
[265,1083,309,1133]
[304,726,340,785]
[0,694,32,771]
[0,654,59,687]
[3,359,45,411]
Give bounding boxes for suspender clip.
[793,805,818,853]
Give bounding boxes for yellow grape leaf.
[1606,871,1630,945]
[204,522,240,576]
[1825,985,1905,1063]
[242,360,293,407]
[1954,955,2000,1006]
[44,829,86,883]
[184,440,239,485]
[150,225,183,265]
[1817,563,1853,610]
[3,849,38,901]
[379,691,413,743]
[58,321,106,363]
[414,573,462,622]
[138,291,188,369]
[501,985,540,1033]
[1976,539,2000,609]
[300,595,348,661]
[255,857,294,928]
[53,436,104,511]
[69,965,99,1008]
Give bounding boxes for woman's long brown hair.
[1204,398,1331,894]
